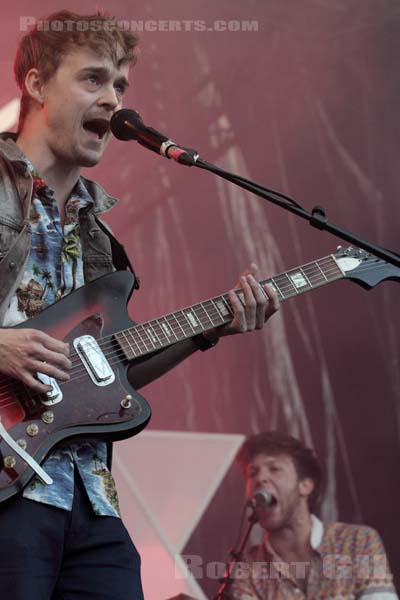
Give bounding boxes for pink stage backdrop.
[1,1,399,597]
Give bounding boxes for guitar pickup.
[73,335,115,387]
[36,373,63,406]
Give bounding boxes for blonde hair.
[14,10,139,132]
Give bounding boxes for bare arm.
[127,337,199,390]
[128,264,279,390]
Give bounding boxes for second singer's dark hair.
[236,431,323,513]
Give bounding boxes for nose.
[97,85,120,111]
[254,469,271,490]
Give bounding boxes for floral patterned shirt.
[230,515,398,600]
[2,163,120,517]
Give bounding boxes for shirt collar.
[0,131,119,214]
[24,155,93,209]
[263,514,325,557]
[310,514,324,549]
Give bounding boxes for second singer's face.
[245,453,307,532]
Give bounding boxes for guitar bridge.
[73,335,115,386]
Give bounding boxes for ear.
[23,68,45,105]
[298,477,314,500]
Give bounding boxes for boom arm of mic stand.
[192,157,400,269]
[214,510,259,600]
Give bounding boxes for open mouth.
[82,118,110,140]
[267,496,279,513]
[250,491,278,510]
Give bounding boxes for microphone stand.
[112,110,398,267]
[214,507,260,600]
[180,151,400,269]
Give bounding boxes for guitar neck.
[115,254,344,360]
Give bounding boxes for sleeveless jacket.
[0,132,122,324]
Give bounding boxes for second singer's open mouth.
[263,494,278,510]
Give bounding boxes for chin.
[81,157,102,168]
[260,510,285,532]
[261,518,280,532]
[77,151,103,168]
[75,141,109,168]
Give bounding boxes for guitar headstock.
[335,246,400,289]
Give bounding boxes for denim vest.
[0,132,119,324]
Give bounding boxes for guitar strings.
[65,256,343,368]
[54,257,396,382]
[0,256,378,404]
[0,258,385,406]
[0,262,334,408]
[59,255,345,369]
[71,257,347,362]
[0,257,373,403]
[34,258,344,378]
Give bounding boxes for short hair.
[14,10,140,132]
[236,431,323,513]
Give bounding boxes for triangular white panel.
[0,98,19,131]
[113,430,244,600]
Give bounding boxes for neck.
[267,510,314,562]
[16,122,80,210]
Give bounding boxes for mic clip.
[160,140,199,166]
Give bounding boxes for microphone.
[247,489,274,509]
[110,109,198,166]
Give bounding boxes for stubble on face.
[245,453,305,533]
[40,45,129,169]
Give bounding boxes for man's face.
[245,453,310,532]
[39,45,129,167]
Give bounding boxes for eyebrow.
[247,457,283,471]
[78,66,129,89]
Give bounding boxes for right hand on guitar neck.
[0,328,71,394]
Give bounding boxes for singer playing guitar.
[0,10,279,600]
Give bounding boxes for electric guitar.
[0,246,398,502]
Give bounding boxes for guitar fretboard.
[115,254,344,360]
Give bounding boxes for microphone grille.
[110,109,145,141]
[253,490,272,508]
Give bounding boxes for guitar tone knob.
[4,456,16,469]
[41,411,54,424]
[26,423,39,437]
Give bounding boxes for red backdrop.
[1,1,399,596]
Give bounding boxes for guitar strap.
[92,217,142,471]
[94,215,141,290]
[0,221,32,325]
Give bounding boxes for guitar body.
[0,246,398,502]
[0,271,151,502]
